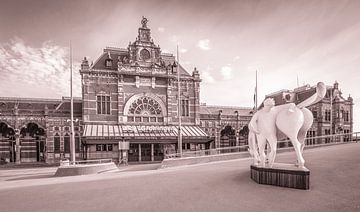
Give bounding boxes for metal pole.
[330,86,333,143]
[255,70,258,111]
[70,41,76,164]
[177,45,182,157]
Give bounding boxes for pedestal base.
[250,163,310,190]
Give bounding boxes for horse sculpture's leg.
[256,134,267,167]
[267,135,278,167]
[290,136,305,167]
[248,131,260,165]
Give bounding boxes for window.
[325,110,331,121]
[306,131,316,145]
[102,144,107,151]
[96,144,112,151]
[181,99,189,116]
[312,110,317,119]
[344,111,349,122]
[97,95,111,114]
[143,117,149,122]
[127,96,163,123]
[107,144,113,151]
[105,59,112,67]
[64,134,70,153]
[96,144,102,151]
[325,129,331,143]
[54,134,60,153]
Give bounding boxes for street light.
[171,47,182,157]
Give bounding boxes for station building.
[0,17,245,164]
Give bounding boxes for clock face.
[140,49,151,61]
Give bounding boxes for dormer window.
[105,52,112,68]
[105,59,112,67]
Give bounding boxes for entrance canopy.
[83,124,211,143]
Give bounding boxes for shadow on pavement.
[6,174,55,181]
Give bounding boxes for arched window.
[54,133,60,153]
[64,134,70,153]
[127,96,163,123]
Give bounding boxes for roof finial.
[141,16,148,28]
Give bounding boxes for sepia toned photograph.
[0,0,359,211]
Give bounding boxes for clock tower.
[128,16,162,67]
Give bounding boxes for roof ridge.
[201,104,253,110]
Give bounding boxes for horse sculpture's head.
[264,98,275,107]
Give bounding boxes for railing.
[61,158,113,166]
[165,132,360,159]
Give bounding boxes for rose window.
[127,97,163,123]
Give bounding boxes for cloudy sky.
[0,0,359,130]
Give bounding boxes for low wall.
[54,162,118,177]
[161,142,354,169]
[161,152,251,169]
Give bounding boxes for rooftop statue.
[248,82,326,168]
[141,16,148,28]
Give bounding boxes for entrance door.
[141,144,151,161]
[128,143,139,162]
[153,144,164,161]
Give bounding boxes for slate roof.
[90,48,191,77]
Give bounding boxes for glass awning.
[83,124,210,142]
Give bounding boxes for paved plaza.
[0,143,360,212]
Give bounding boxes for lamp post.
[14,129,20,164]
[171,46,182,157]
[69,41,76,164]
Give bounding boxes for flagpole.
[297,75,299,87]
[255,70,258,111]
[70,41,76,164]
[177,45,182,157]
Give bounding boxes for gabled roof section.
[92,47,129,70]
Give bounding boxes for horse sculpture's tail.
[297,82,326,108]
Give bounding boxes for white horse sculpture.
[248,82,326,168]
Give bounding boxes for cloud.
[220,66,233,80]
[169,35,179,43]
[201,71,215,84]
[0,38,81,98]
[197,39,211,50]
[157,27,165,32]
[180,48,188,53]
[234,55,240,61]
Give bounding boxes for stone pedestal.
[250,163,310,190]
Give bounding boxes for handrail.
[62,158,113,166]
[165,132,360,159]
